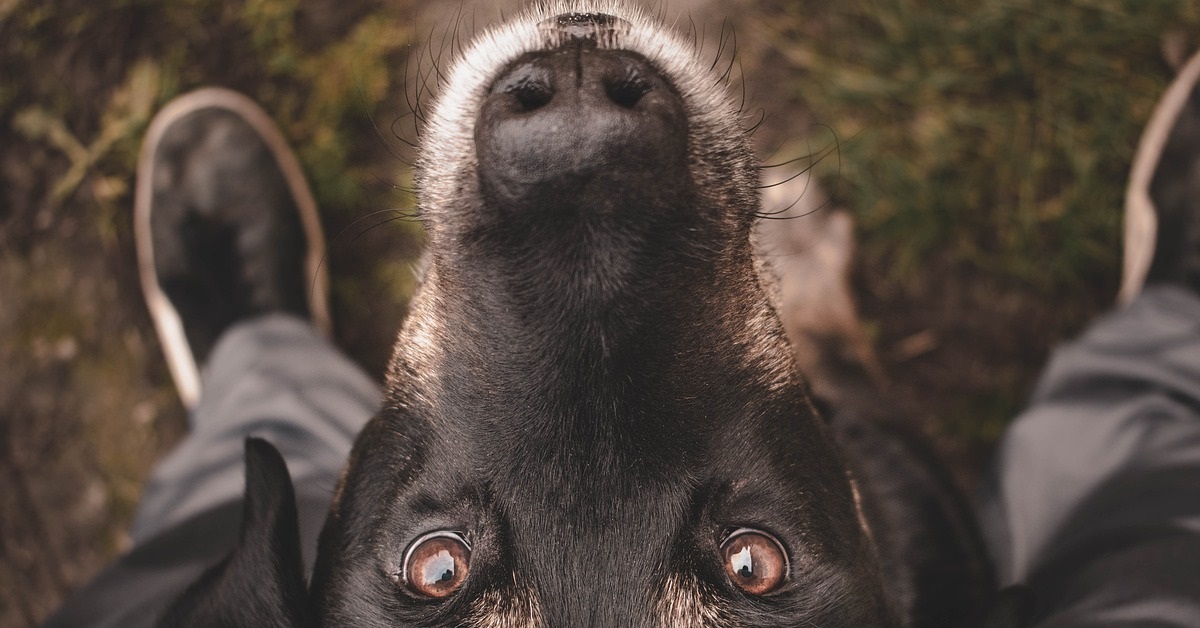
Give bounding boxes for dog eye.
[401,531,471,598]
[721,528,788,595]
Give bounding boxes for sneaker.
[1120,49,1200,303]
[135,88,331,408]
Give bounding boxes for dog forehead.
[327,2,873,624]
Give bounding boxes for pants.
[43,314,379,628]
[46,287,1200,627]
[980,285,1200,626]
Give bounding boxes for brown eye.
[402,531,471,598]
[721,528,788,595]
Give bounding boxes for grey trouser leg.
[43,314,379,628]
[979,285,1200,626]
[132,312,380,544]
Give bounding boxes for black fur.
[161,7,1030,628]
[316,39,881,625]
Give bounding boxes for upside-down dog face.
[310,3,896,626]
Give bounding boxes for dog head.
[309,3,894,626]
[159,2,967,626]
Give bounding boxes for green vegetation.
[760,0,1200,290]
[6,0,417,229]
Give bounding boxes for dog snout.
[475,45,689,210]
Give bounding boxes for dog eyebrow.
[653,573,731,627]
[466,585,546,628]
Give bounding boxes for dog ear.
[981,585,1035,628]
[157,438,313,627]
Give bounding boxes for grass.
[758,0,1200,291]
[6,0,418,230]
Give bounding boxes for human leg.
[980,285,1200,623]
[130,312,378,547]
[44,314,379,628]
[43,89,379,628]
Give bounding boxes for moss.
[761,0,1200,291]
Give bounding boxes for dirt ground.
[0,0,1175,624]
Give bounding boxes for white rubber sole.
[135,88,331,409]
[1120,50,1200,305]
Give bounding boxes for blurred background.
[2,0,1198,624]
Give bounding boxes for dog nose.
[474,44,689,210]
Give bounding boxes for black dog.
[161,3,1026,626]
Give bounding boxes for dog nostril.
[606,71,651,109]
[510,81,554,111]
[493,62,555,112]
